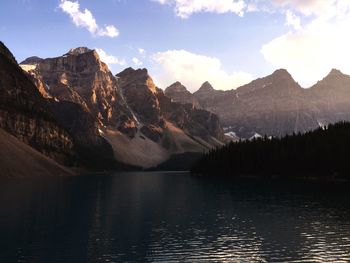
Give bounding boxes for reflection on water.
[1,172,350,262]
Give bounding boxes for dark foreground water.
[1,172,350,262]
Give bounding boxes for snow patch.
[20,64,37,72]
[249,132,262,140]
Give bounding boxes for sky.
[1,0,350,92]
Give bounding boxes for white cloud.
[132,57,143,67]
[138,48,145,54]
[95,48,125,68]
[59,0,119,38]
[152,49,253,92]
[285,10,301,29]
[271,0,336,16]
[261,0,350,87]
[152,0,247,18]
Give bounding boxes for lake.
[1,172,350,262]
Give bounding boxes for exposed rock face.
[164,81,200,107]
[117,68,164,128]
[22,47,137,135]
[0,41,74,164]
[117,67,224,144]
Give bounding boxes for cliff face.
[0,41,74,164]
[117,68,225,144]
[21,47,137,135]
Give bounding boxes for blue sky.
[1,0,350,91]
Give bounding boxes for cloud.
[95,48,125,68]
[261,0,350,87]
[285,10,301,29]
[59,0,119,38]
[132,57,143,67]
[152,49,253,92]
[138,48,145,54]
[152,0,247,18]
[271,0,336,16]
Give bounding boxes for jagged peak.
[327,68,344,77]
[197,81,214,92]
[117,67,149,78]
[66,47,93,55]
[271,68,292,77]
[165,81,188,93]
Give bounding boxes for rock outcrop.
[0,41,74,165]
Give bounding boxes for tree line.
[191,122,350,180]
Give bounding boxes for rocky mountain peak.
[323,69,347,81]
[20,56,43,65]
[117,67,157,94]
[165,82,200,107]
[165,81,187,93]
[198,81,215,92]
[269,69,296,83]
[67,47,93,55]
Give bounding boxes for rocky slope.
[0,128,74,177]
[0,41,74,165]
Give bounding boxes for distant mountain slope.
[192,69,350,138]
[0,128,74,177]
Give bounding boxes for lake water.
[1,172,350,262]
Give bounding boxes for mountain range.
[165,69,350,139]
[2,40,350,176]
[0,42,224,175]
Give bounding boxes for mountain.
[0,41,74,166]
[20,50,224,169]
[306,69,350,125]
[21,47,137,134]
[193,70,318,138]
[107,67,224,167]
[164,81,200,108]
